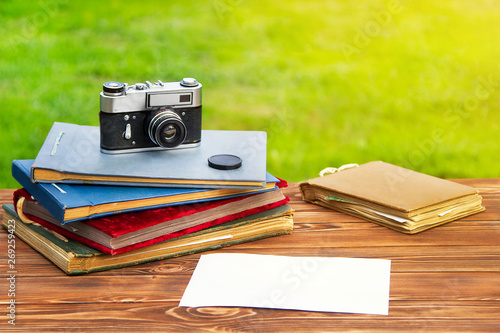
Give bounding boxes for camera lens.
[162,124,177,140]
[148,110,187,149]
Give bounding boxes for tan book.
[299,161,485,234]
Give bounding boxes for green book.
[2,204,293,275]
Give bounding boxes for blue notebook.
[13,159,279,224]
[31,122,268,189]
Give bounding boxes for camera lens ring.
[148,110,187,149]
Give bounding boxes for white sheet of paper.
[179,253,391,315]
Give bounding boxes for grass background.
[0,0,499,188]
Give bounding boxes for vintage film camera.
[99,78,202,154]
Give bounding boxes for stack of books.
[3,122,294,274]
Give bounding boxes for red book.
[14,186,289,255]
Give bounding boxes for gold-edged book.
[2,204,294,275]
[299,161,485,234]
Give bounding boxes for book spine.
[12,160,66,223]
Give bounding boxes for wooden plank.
[1,245,500,282]
[2,301,500,332]
[0,179,499,332]
[2,270,499,305]
[1,246,500,280]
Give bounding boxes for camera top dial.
[102,82,125,96]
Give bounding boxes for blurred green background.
[1,0,499,188]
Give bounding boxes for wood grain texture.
[1,179,499,332]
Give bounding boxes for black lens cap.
[208,154,242,170]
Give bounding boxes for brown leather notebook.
[299,161,485,234]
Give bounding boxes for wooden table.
[1,179,499,332]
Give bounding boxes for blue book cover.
[31,122,268,189]
[13,159,279,224]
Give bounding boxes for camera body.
[99,78,202,154]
